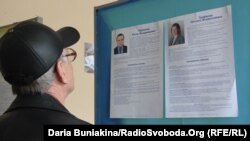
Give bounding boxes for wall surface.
[0,0,117,124]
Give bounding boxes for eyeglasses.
[63,48,77,62]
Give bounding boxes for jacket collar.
[5,93,69,114]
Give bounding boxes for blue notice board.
[95,0,250,124]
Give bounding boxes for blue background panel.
[95,0,250,124]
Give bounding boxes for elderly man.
[0,21,90,141]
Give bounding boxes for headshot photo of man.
[114,33,127,55]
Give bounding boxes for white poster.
[165,5,237,118]
[110,21,164,118]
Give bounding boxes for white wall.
[0,0,117,124]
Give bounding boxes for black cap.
[0,21,80,86]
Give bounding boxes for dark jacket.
[169,35,185,46]
[114,45,127,54]
[0,93,90,141]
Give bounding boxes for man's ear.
[55,60,68,84]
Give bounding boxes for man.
[0,21,90,141]
[114,33,128,55]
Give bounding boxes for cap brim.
[57,27,80,48]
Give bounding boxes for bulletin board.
[94,0,250,124]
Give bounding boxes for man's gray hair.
[12,50,68,95]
